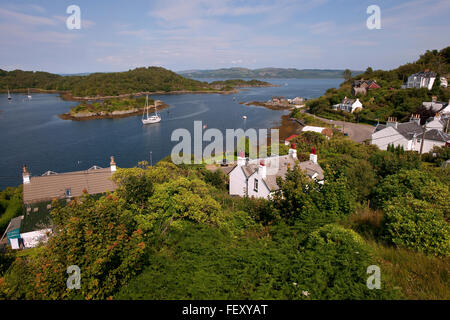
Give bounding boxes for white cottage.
[333,97,363,113]
[371,116,423,152]
[228,147,324,200]
[405,70,436,90]
[371,115,449,154]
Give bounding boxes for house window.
[254,179,259,192]
[65,188,72,198]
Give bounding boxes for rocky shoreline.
[59,103,170,121]
[239,101,296,110]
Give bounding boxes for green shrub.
[294,224,396,299]
[382,195,449,256]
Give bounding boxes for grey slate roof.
[239,155,324,192]
[395,121,423,140]
[420,129,450,142]
[422,101,448,112]
[412,71,437,78]
[374,121,422,139]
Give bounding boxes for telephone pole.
[419,123,426,156]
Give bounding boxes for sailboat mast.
[146,95,149,118]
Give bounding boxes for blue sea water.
[0,78,342,189]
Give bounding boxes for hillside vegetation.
[0,132,448,300]
[306,47,450,123]
[0,67,279,99]
[68,96,155,115]
[0,187,23,235]
[0,67,215,98]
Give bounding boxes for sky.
[0,0,449,74]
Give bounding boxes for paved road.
[305,112,375,143]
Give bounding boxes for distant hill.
[0,67,280,98]
[178,67,363,79]
[0,67,213,97]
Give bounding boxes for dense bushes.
[383,195,449,256]
[297,224,395,299]
[272,167,355,234]
[117,222,396,300]
[1,193,147,300]
[1,133,448,299]
[0,186,23,234]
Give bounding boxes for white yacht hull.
[142,116,161,124]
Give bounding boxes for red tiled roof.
[285,134,299,141]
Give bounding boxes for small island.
[59,96,169,121]
[208,79,277,90]
[240,96,306,110]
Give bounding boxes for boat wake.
[165,104,210,121]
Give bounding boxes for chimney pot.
[289,144,297,159]
[110,156,117,172]
[259,160,267,178]
[22,165,30,184]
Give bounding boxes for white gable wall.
[422,139,446,153]
[351,99,363,113]
[247,172,271,199]
[426,118,444,131]
[371,126,411,151]
[229,166,247,197]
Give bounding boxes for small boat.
[242,115,247,120]
[7,87,11,100]
[142,95,161,124]
[27,88,32,100]
[233,97,236,101]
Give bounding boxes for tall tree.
[342,69,352,81]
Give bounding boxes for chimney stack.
[110,156,117,172]
[386,117,398,129]
[259,160,266,178]
[310,148,318,164]
[410,114,421,125]
[288,143,297,159]
[22,165,30,184]
[237,151,246,166]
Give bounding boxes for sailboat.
[7,87,11,101]
[27,88,32,100]
[142,95,161,124]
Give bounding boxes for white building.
[425,113,447,131]
[371,115,449,154]
[405,71,437,90]
[228,147,324,200]
[420,129,450,152]
[332,97,363,113]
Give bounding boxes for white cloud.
[0,8,56,26]
[308,21,335,34]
